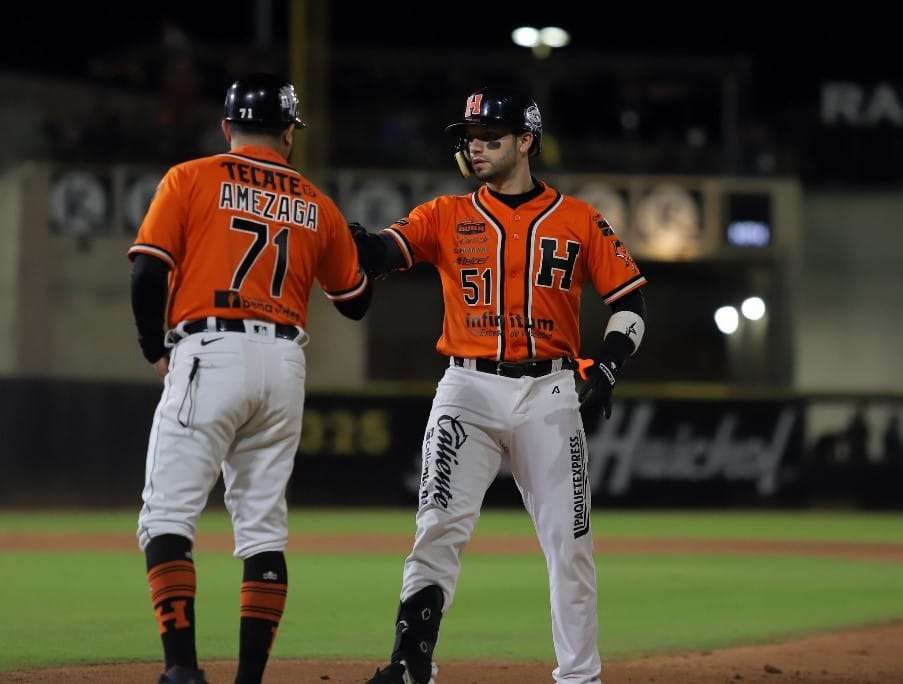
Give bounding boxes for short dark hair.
[228,120,292,138]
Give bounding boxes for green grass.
[3,507,903,541]
[0,508,902,671]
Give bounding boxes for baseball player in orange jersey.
[127,73,371,684]
[353,87,647,684]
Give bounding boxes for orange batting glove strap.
[576,357,595,381]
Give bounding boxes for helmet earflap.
[452,137,473,179]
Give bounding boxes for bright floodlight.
[511,27,540,47]
[512,26,571,58]
[741,296,766,321]
[538,27,570,48]
[715,306,740,335]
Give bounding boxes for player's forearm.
[130,254,169,364]
[601,290,647,365]
[351,224,406,278]
[333,280,373,320]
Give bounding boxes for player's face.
[465,125,519,182]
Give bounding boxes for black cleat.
[366,663,406,684]
[157,665,208,684]
[366,661,435,684]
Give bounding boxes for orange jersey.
[383,181,646,361]
[128,145,367,329]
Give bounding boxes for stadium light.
[714,306,740,335]
[511,26,571,58]
[741,296,766,321]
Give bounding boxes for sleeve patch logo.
[613,240,638,272]
[594,215,615,236]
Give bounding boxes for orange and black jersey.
[128,145,367,330]
[382,180,646,361]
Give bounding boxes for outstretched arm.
[349,223,406,278]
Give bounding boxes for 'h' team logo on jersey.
[456,221,485,234]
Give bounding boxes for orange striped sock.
[147,555,198,669]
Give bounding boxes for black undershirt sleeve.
[379,233,407,272]
[129,253,170,363]
[333,279,373,321]
[610,289,646,318]
[355,231,406,277]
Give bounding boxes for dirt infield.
[4,621,903,683]
[2,532,903,683]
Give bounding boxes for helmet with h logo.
[445,86,542,157]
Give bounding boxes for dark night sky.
[3,2,898,90]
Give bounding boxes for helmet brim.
[224,117,307,130]
[445,121,517,136]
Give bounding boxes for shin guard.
[390,585,444,684]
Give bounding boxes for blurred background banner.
[2,377,900,510]
[1,1,900,510]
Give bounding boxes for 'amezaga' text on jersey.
[128,145,366,329]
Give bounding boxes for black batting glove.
[348,221,369,240]
[348,222,387,278]
[577,357,619,421]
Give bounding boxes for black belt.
[452,357,576,378]
[182,318,301,342]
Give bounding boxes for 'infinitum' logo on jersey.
[465,312,554,335]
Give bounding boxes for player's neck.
[485,167,534,195]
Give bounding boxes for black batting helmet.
[445,86,542,157]
[223,73,306,128]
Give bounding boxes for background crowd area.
[2,5,902,186]
[2,4,902,511]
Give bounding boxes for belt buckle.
[496,362,525,378]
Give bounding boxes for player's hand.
[152,354,170,382]
[348,221,369,240]
[348,221,387,279]
[577,357,618,421]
